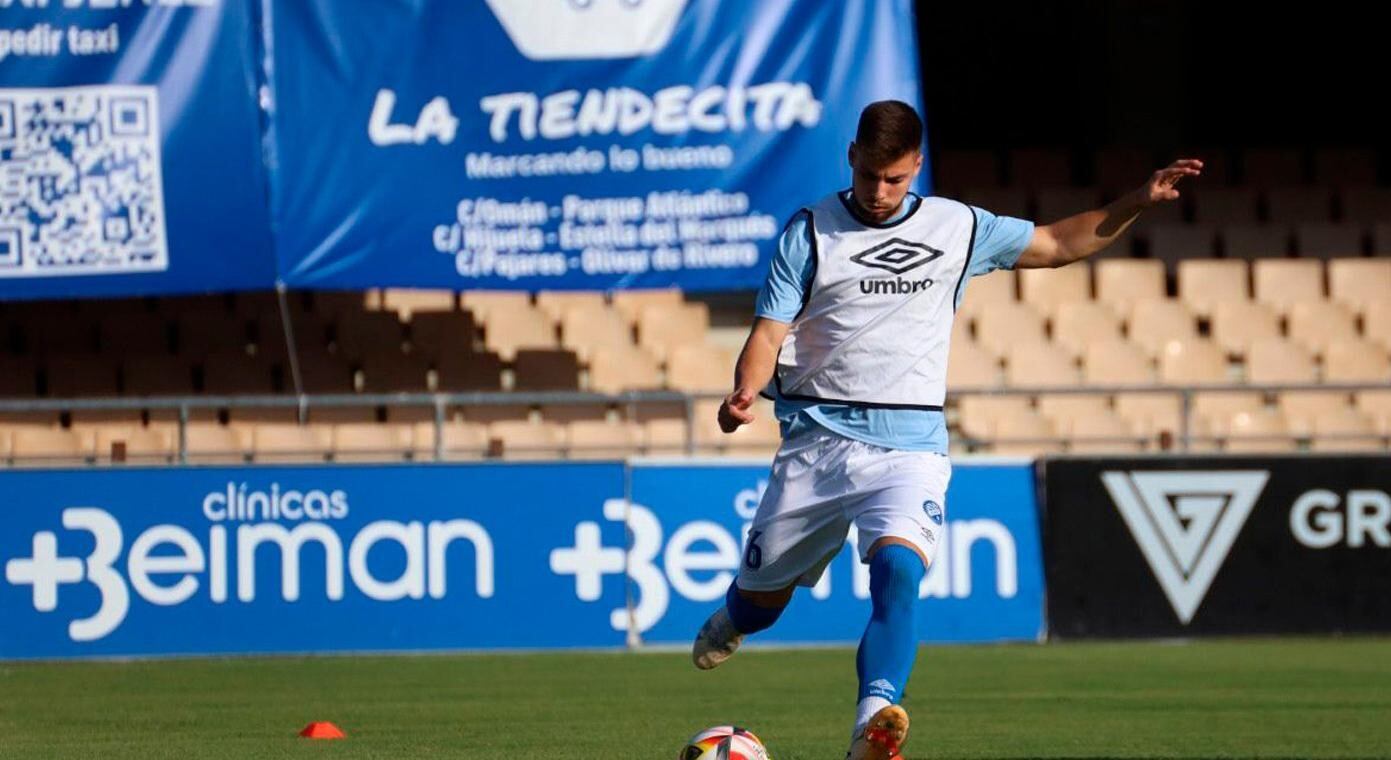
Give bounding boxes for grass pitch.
[1,638,1388,759]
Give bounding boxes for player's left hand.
[1139,159,1203,206]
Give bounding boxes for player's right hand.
[718,388,756,433]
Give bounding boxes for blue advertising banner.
[623,460,1046,645]
[267,0,927,292]
[0,1,276,300]
[0,463,626,659]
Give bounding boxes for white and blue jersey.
[755,190,1034,453]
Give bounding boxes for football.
[679,726,771,760]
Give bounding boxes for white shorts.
[736,426,952,592]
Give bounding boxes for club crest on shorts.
[922,499,943,525]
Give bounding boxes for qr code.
[0,85,167,277]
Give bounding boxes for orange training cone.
[299,721,346,739]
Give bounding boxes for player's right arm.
[719,318,791,433]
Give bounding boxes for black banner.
[1042,456,1391,639]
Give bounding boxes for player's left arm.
[1015,159,1203,269]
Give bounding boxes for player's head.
[848,100,923,223]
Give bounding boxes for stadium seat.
[310,291,371,318]
[1279,391,1350,435]
[459,403,532,425]
[124,355,196,396]
[1094,259,1165,318]
[1253,259,1324,316]
[1082,339,1155,385]
[1223,409,1296,452]
[184,423,250,464]
[956,269,1016,321]
[229,291,277,319]
[296,351,356,394]
[99,313,172,355]
[1159,338,1229,384]
[1005,343,1077,388]
[640,418,688,454]
[1323,340,1391,384]
[1037,394,1111,431]
[560,306,635,364]
[1177,259,1249,318]
[1093,146,1154,194]
[1241,148,1305,186]
[0,356,40,397]
[535,291,607,323]
[1221,224,1291,260]
[379,288,456,318]
[665,345,733,394]
[360,351,431,393]
[257,312,330,355]
[460,291,530,323]
[961,187,1030,218]
[611,289,684,326]
[936,149,1000,188]
[1327,259,1391,314]
[1008,147,1072,187]
[1149,224,1219,272]
[1287,302,1360,357]
[1341,187,1391,225]
[957,396,1033,441]
[1315,148,1377,186]
[1356,390,1391,434]
[305,405,380,425]
[566,420,642,459]
[513,349,580,392]
[587,347,664,394]
[481,305,558,362]
[20,316,98,355]
[334,312,406,360]
[1176,147,1231,185]
[635,302,710,362]
[1266,186,1333,225]
[435,350,504,393]
[946,339,1001,387]
[201,351,277,395]
[1019,266,1091,319]
[1035,186,1099,223]
[1365,301,1391,353]
[226,406,300,424]
[1129,301,1198,358]
[974,301,1046,359]
[1192,391,1264,431]
[1191,188,1259,225]
[538,403,612,424]
[10,426,92,466]
[175,310,250,355]
[44,355,120,398]
[1311,408,1383,452]
[1066,410,1145,453]
[1247,337,1318,384]
[331,423,413,462]
[489,420,564,460]
[1374,223,1391,256]
[1113,393,1183,439]
[413,420,489,460]
[990,411,1062,456]
[693,399,779,456]
[1210,301,1281,356]
[408,310,477,359]
[251,423,332,463]
[1126,196,1185,237]
[90,424,175,464]
[1295,224,1365,259]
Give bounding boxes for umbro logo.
[849,238,944,275]
[1101,470,1270,624]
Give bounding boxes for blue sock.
[724,581,786,635]
[856,545,925,706]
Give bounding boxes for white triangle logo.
[1100,471,1269,624]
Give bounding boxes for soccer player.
[691,100,1200,760]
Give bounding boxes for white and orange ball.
[679,726,770,760]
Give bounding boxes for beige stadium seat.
[1114,393,1183,439]
[1296,224,1365,259]
[974,301,1046,359]
[990,411,1062,456]
[1222,409,1296,453]
[331,423,413,462]
[413,421,489,460]
[10,426,92,466]
[1279,391,1351,435]
[333,312,406,361]
[587,347,663,394]
[566,420,642,460]
[1311,408,1383,452]
[68,408,145,426]
[0,356,40,397]
[1221,224,1290,261]
[124,355,195,396]
[1129,301,1198,358]
[636,303,710,363]
[1093,147,1154,194]
[296,351,356,394]
[89,425,175,464]
[1366,301,1391,353]
[201,351,276,395]
[1343,187,1391,224]
[490,420,564,460]
[184,423,251,464]
[436,351,503,392]
[1094,259,1166,318]
[611,289,684,326]
[409,310,477,360]
[1149,224,1219,270]
[1288,301,1359,357]
[0,426,12,460]
[225,405,300,425]
[693,399,780,457]
[1246,337,1318,385]
[1191,187,1259,224]
[512,349,580,391]
[946,339,1000,388]
[252,423,332,463]
[257,311,330,356]
[1267,187,1333,225]
[481,305,557,361]
[360,351,431,393]
[1328,259,1391,314]
[45,355,120,398]
[1052,302,1123,361]
[1159,338,1229,385]
[560,306,635,363]
[310,291,370,318]
[1035,186,1099,223]
[666,345,733,393]
[956,269,1016,321]
[379,288,456,319]
[1192,391,1264,431]
[458,402,531,426]
[1005,343,1077,388]
[305,405,379,425]
[957,396,1033,441]
[1082,339,1154,386]
[460,291,531,324]
[1253,259,1324,316]
[1323,340,1391,384]
[1037,394,1112,432]
[1019,266,1091,319]
[535,291,607,323]
[1210,301,1281,356]
[99,313,171,355]
[22,316,97,355]
[644,418,691,455]
[1067,411,1145,453]
[1177,259,1249,318]
[1357,390,1391,434]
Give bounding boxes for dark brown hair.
[854,100,923,166]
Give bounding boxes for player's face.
[848,145,922,222]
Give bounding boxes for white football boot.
[691,606,744,670]
[846,704,910,760]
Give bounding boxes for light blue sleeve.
[754,210,814,323]
[966,205,1034,277]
